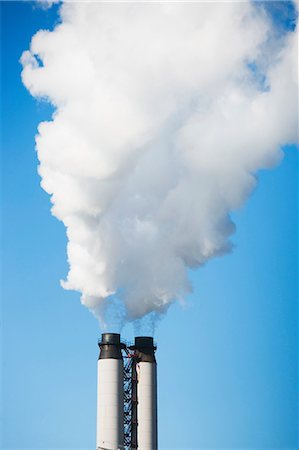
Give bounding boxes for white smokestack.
[20,2,298,325]
[133,337,158,450]
[97,333,124,450]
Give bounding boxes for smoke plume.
[21,2,297,327]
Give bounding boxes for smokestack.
[133,337,158,450]
[96,334,157,449]
[97,333,124,450]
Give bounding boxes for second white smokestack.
[133,337,158,450]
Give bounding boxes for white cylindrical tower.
[97,333,124,450]
[134,337,158,450]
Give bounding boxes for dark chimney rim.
[128,336,157,353]
[135,336,155,347]
[98,332,126,349]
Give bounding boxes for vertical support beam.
[131,357,138,449]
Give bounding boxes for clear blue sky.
[1,2,298,450]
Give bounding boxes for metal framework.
[123,346,137,450]
[121,339,157,450]
[123,354,133,449]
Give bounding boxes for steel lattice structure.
[123,355,133,449]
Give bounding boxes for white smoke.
[21,2,298,327]
[35,0,60,10]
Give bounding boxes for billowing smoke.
[21,2,297,327]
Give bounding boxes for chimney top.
[100,332,121,345]
[133,336,156,363]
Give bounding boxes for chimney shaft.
[96,333,124,450]
[133,336,158,450]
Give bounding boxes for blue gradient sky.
[1,2,298,450]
